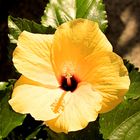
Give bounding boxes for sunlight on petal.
[99,93,123,113]
[45,83,102,133]
[14,75,43,88]
[13,31,59,87]
[75,51,130,113]
[51,19,112,79]
[9,84,71,121]
[76,51,130,96]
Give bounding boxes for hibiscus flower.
[9,19,130,133]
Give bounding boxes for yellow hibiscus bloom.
[9,19,130,133]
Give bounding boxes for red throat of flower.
[60,75,79,92]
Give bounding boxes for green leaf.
[0,82,9,91]
[41,0,107,31]
[0,81,26,139]
[123,59,139,73]
[99,98,140,139]
[123,60,140,99]
[109,111,140,140]
[126,69,140,99]
[8,16,55,43]
[25,125,42,140]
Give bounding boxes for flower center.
[60,74,78,92]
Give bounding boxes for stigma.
[60,74,78,92]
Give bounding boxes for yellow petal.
[13,31,59,87]
[9,85,70,121]
[76,51,130,113]
[14,75,43,88]
[99,92,123,113]
[51,19,112,79]
[45,83,102,133]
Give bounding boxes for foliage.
[99,98,140,139]
[8,16,55,43]
[0,80,26,139]
[41,0,107,32]
[100,61,140,140]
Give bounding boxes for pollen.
[51,93,65,113]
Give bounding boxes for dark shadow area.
[8,0,48,23]
[104,0,140,57]
[0,0,48,80]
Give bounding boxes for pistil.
[60,74,78,92]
